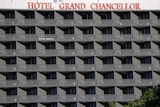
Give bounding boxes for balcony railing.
[95,49,114,56]
[77,79,96,86]
[77,49,95,56]
[77,64,95,71]
[0,96,18,103]
[0,49,16,56]
[58,80,77,86]
[97,79,115,86]
[57,34,75,41]
[135,79,154,86]
[0,80,17,87]
[76,34,94,41]
[94,34,113,41]
[96,64,115,71]
[0,34,17,41]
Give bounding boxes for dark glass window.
[46,88,57,95]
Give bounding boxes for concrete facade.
[0,10,160,107]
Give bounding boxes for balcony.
[0,19,17,25]
[135,79,154,86]
[153,49,160,55]
[58,80,77,86]
[17,19,37,25]
[96,64,115,71]
[117,94,136,101]
[0,80,17,87]
[76,34,94,41]
[95,49,114,56]
[94,34,113,41]
[116,79,134,86]
[152,35,160,41]
[78,79,96,86]
[97,79,115,86]
[17,49,37,56]
[57,49,76,56]
[134,64,152,71]
[39,64,58,71]
[75,20,94,26]
[39,80,58,86]
[0,65,17,72]
[39,95,58,102]
[132,19,151,26]
[97,95,116,101]
[113,20,132,26]
[38,49,57,56]
[134,49,152,56]
[95,19,113,26]
[17,34,37,41]
[77,64,95,71]
[133,34,151,41]
[17,65,38,71]
[19,95,39,102]
[114,34,132,41]
[56,19,75,26]
[154,64,160,71]
[59,95,77,102]
[77,49,95,56]
[38,34,56,41]
[37,19,56,25]
[115,49,133,56]
[57,34,75,41]
[19,80,38,87]
[58,64,76,71]
[116,64,134,71]
[0,49,16,56]
[0,96,18,103]
[151,20,160,26]
[0,34,17,41]
[78,95,97,102]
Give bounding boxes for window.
[4,11,15,18]
[64,12,74,19]
[122,71,133,79]
[25,11,35,19]
[46,57,56,64]
[84,57,94,64]
[100,12,112,19]
[5,42,16,49]
[6,57,16,64]
[26,57,36,64]
[65,57,75,64]
[119,12,130,19]
[102,42,113,49]
[46,72,56,79]
[26,72,37,80]
[44,103,57,107]
[103,72,114,79]
[83,42,94,49]
[139,27,150,34]
[137,12,149,19]
[120,27,131,34]
[46,87,57,95]
[45,27,55,34]
[123,87,134,94]
[81,12,92,19]
[45,42,55,49]
[141,72,152,79]
[84,72,95,79]
[139,42,151,49]
[121,57,132,64]
[85,102,96,107]
[121,42,132,49]
[64,42,75,49]
[101,27,112,34]
[5,27,15,34]
[103,57,113,64]
[85,87,95,94]
[140,57,151,64]
[27,88,37,95]
[25,27,35,34]
[64,27,74,34]
[65,72,76,79]
[66,87,76,94]
[104,87,115,94]
[6,72,17,80]
[6,88,17,95]
[26,42,36,49]
[44,11,54,19]
[83,27,93,34]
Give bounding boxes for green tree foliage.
[108,102,116,107]
[124,86,160,107]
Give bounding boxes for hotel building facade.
[0,0,160,107]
